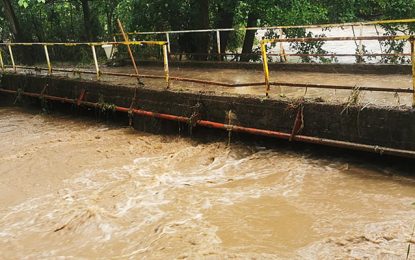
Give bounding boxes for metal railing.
[0,19,414,107]
[260,35,415,106]
[120,18,415,60]
[0,36,414,103]
[0,40,269,88]
[0,40,171,87]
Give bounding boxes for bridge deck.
[9,65,413,107]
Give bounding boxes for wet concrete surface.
[7,64,413,107]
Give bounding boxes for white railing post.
[165,33,171,53]
[44,45,52,74]
[91,45,100,80]
[216,30,221,55]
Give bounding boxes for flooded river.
[0,107,414,259]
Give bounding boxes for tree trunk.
[189,0,210,60]
[240,12,258,62]
[1,0,36,64]
[80,0,95,41]
[81,0,100,42]
[1,0,25,42]
[216,0,238,60]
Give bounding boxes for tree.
[101,0,121,35]
[1,0,26,42]
[1,0,414,63]
[214,0,240,58]
[9,0,101,42]
[240,10,259,62]
[188,0,210,60]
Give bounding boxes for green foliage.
[98,94,116,112]
[1,0,414,64]
[17,0,44,8]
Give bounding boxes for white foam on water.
[0,116,413,260]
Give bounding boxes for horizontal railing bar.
[2,48,408,58]
[262,35,413,43]
[279,53,412,57]
[166,52,412,57]
[5,66,413,94]
[120,18,415,36]
[0,41,168,47]
[2,35,409,48]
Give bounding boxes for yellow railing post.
[0,49,4,72]
[163,44,170,88]
[44,45,52,74]
[261,41,271,96]
[91,45,100,80]
[412,40,415,107]
[7,45,16,72]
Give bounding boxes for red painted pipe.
[1,88,415,158]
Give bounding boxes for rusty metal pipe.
[271,82,414,94]
[10,66,244,87]
[101,70,238,87]
[6,65,414,93]
[102,71,236,87]
[279,53,412,57]
[1,87,415,158]
[167,52,412,57]
[5,66,414,93]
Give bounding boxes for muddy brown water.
[0,107,414,259]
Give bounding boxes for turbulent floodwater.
[0,107,414,259]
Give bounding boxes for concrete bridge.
[1,19,415,158]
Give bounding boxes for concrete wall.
[1,73,414,152]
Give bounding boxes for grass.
[341,85,362,114]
